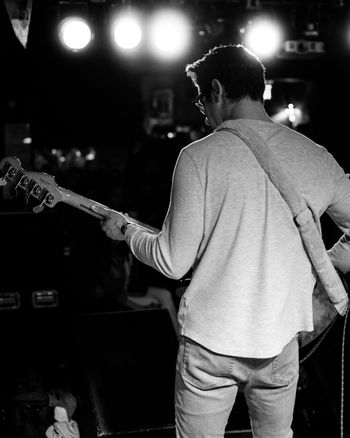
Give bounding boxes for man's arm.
[95,148,204,279]
[325,155,350,273]
[124,149,205,279]
[328,234,350,274]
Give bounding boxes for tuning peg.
[33,204,45,214]
[33,201,45,213]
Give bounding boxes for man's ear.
[211,79,223,102]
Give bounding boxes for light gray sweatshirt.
[125,119,350,358]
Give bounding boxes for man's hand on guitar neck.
[0,177,7,186]
[92,204,161,240]
[91,205,130,241]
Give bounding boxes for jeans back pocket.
[179,337,235,390]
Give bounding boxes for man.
[92,45,350,437]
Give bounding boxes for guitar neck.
[60,188,108,218]
[60,188,160,234]
[0,156,159,233]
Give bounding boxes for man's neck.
[224,98,271,122]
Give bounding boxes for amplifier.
[73,308,253,438]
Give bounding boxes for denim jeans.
[175,335,299,438]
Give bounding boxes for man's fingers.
[91,204,111,218]
[91,204,127,220]
[0,178,7,187]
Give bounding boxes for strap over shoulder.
[217,124,349,316]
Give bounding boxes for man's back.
[178,119,350,357]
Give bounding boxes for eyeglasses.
[193,88,211,115]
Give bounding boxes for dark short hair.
[186,44,266,103]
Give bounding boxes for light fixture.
[57,1,93,52]
[263,81,273,100]
[242,17,283,58]
[272,103,302,128]
[58,16,93,51]
[148,8,192,61]
[111,9,143,50]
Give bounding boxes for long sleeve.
[326,154,350,274]
[124,149,204,279]
[328,234,350,274]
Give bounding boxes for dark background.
[0,1,350,437]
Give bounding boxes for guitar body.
[299,279,339,349]
[0,156,346,351]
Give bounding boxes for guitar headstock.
[0,156,62,213]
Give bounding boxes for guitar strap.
[217,124,349,316]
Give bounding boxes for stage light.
[23,137,32,144]
[58,16,93,51]
[148,9,192,61]
[111,12,142,50]
[284,103,301,125]
[263,82,273,100]
[85,148,96,161]
[243,18,283,58]
[272,103,302,128]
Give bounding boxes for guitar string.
[299,305,348,438]
[340,305,349,438]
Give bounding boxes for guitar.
[0,156,346,351]
[0,156,159,233]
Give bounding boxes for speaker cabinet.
[73,308,254,437]
[73,309,178,437]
